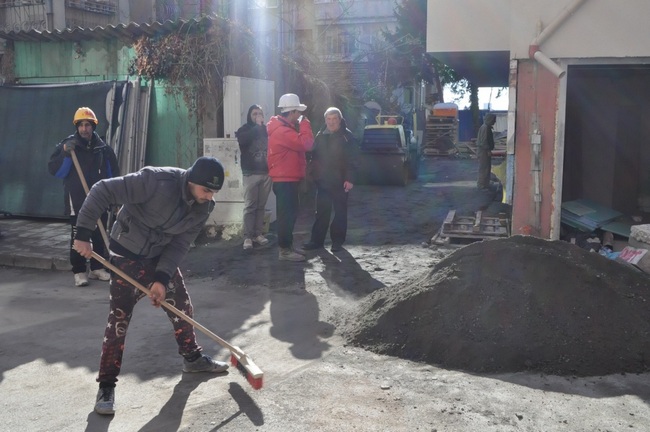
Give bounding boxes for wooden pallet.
[432,210,510,245]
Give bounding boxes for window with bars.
[325,31,358,56]
[67,0,116,15]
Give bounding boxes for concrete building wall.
[509,0,650,59]
[428,0,650,59]
[0,1,124,32]
[427,0,510,54]
[127,0,154,24]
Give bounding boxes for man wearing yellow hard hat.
[47,107,120,287]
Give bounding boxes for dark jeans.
[97,256,201,384]
[70,213,107,274]
[310,185,348,246]
[273,181,300,249]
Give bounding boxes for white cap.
[278,93,307,113]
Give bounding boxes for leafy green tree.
[382,0,486,132]
[368,0,461,97]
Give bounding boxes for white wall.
[204,76,276,236]
[222,76,275,139]
[428,0,650,59]
[203,138,247,232]
[427,0,510,53]
[509,0,650,59]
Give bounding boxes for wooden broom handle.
[90,251,244,357]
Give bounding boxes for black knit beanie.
[187,157,225,191]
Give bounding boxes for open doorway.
[563,65,650,219]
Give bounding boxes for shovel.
[70,149,111,249]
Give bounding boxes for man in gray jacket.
[73,156,229,416]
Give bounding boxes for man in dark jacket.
[73,156,230,416]
[303,107,358,252]
[476,113,496,190]
[236,104,272,250]
[48,107,120,287]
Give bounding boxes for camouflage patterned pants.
[97,256,201,384]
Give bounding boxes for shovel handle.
[90,251,244,357]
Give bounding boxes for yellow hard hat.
[73,107,98,126]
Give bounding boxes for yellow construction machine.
[356,114,421,186]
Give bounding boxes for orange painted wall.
[511,60,560,238]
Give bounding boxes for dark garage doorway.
[563,64,650,218]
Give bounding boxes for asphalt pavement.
[2,160,648,431]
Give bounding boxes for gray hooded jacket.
[74,166,214,285]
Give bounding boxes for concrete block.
[52,257,71,271]
[633,254,650,274]
[629,237,650,249]
[13,254,53,270]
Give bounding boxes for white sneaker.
[253,235,269,246]
[243,238,253,250]
[74,273,89,287]
[89,269,111,281]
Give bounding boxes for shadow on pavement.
[210,382,264,430]
[136,372,229,432]
[316,248,385,297]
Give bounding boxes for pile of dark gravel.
[345,235,650,376]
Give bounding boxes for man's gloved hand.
[63,141,79,155]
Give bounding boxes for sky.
[443,86,509,111]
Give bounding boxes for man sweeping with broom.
[73,156,230,415]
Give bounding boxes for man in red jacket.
[267,93,314,261]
